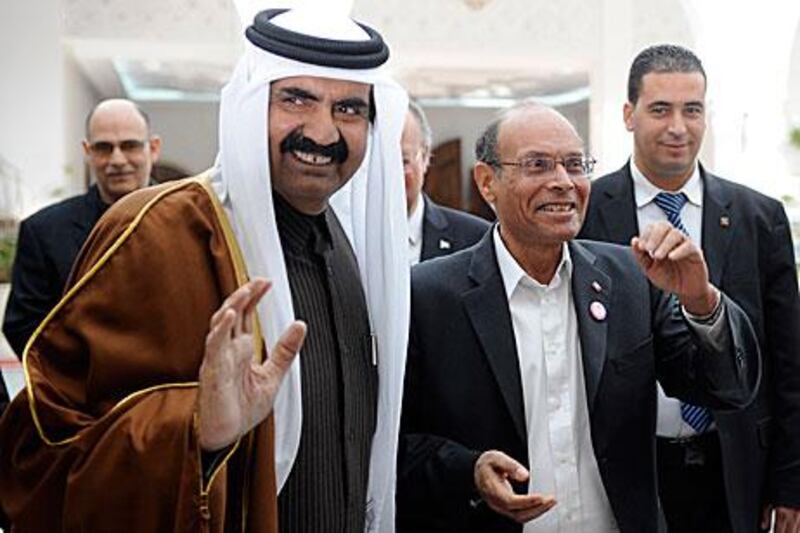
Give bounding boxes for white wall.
[0,0,65,217]
[141,101,220,176]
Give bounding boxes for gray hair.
[408,99,433,154]
[628,44,706,104]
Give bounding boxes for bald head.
[473,102,591,273]
[85,99,150,138]
[475,102,582,168]
[82,99,160,204]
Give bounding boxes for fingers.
[203,307,237,366]
[480,450,529,482]
[636,222,688,260]
[241,279,271,335]
[210,278,271,335]
[510,495,557,523]
[263,320,307,379]
[774,506,800,533]
[474,451,555,523]
[631,237,654,271]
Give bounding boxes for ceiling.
[62,0,695,103]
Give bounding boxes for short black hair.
[628,44,706,104]
[84,100,151,138]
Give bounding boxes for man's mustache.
[280,129,349,164]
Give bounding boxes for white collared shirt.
[493,228,619,533]
[407,195,425,266]
[630,159,708,438]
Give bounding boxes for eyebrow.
[276,87,320,102]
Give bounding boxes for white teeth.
[293,150,332,165]
[540,204,574,212]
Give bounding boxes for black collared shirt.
[274,192,377,533]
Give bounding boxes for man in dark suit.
[2,99,161,359]
[578,45,800,533]
[402,100,488,264]
[397,102,760,533]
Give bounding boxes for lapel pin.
[590,301,607,322]
[591,281,602,293]
[439,239,451,250]
[720,216,730,228]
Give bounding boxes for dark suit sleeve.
[761,204,800,506]
[397,316,482,520]
[654,289,760,412]
[2,219,60,358]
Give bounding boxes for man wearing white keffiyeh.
[199,7,410,532]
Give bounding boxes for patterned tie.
[652,192,713,434]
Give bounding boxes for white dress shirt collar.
[408,194,425,246]
[630,159,703,209]
[493,226,573,299]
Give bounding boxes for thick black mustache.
[279,129,349,164]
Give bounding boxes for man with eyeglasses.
[402,100,488,265]
[396,101,759,532]
[2,99,160,359]
[579,44,800,533]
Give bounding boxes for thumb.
[263,320,307,379]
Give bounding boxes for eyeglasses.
[492,155,597,178]
[88,139,148,157]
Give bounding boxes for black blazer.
[3,185,107,359]
[420,196,489,262]
[578,163,800,532]
[397,231,759,533]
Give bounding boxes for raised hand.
[197,278,306,451]
[631,221,718,316]
[474,450,556,524]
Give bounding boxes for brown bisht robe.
[0,177,278,532]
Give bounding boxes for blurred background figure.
[403,100,488,265]
[2,99,161,359]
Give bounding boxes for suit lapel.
[462,233,527,444]
[597,165,639,243]
[569,242,611,412]
[70,186,102,253]
[700,169,734,286]
[421,196,452,260]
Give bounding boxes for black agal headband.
[245,9,390,69]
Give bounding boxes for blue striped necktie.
[652,192,713,434]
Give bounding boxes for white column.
[590,0,636,175]
[684,0,800,199]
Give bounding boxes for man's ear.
[82,139,92,157]
[473,162,497,206]
[623,101,635,132]
[148,135,162,162]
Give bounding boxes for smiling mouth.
[537,202,576,213]
[292,150,333,166]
